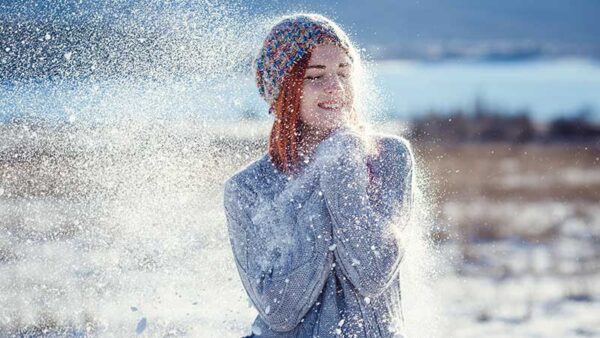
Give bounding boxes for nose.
[324,74,344,95]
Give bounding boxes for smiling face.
[299,44,354,132]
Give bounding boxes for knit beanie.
[254,14,354,114]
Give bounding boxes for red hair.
[267,51,310,175]
[267,49,360,175]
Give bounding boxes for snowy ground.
[0,123,599,337]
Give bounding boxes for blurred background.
[1,0,599,337]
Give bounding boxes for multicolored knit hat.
[254,14,354,114]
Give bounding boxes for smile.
[318,102,343,110]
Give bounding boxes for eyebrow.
[306,62,350,69]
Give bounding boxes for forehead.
[308,44,351,66]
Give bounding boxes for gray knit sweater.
[223,127,414,338]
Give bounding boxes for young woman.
[224,14,414,338]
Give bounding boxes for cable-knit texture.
[224,127,413,337]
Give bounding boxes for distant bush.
[547,107,600,143]
[409,101,599,144]
[411,110,536,143]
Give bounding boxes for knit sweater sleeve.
[315,128,414,298]
[223,175,333,332]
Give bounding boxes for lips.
[318,101,343,110]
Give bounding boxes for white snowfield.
[0,123,598,337]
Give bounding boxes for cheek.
[299,85,320,124]
[300,84,319,109]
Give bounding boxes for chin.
[303,121,335,134]
[322,122,344,133]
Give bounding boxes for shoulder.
[223,154,269,204]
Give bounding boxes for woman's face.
[300,44,354,131]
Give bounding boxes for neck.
[297,123,333,159]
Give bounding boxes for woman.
[224,14,414,337]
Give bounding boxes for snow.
[0,3,598,333]
[0,122,597,337]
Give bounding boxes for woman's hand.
[312,126,367,170]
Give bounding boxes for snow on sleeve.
[315,128,414,298]
[223,174,333,332]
